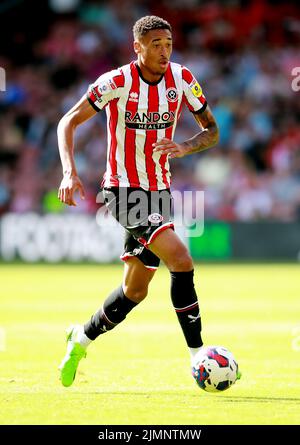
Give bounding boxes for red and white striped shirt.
[87,61,207,191]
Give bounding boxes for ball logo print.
[166,87,178,102]
[207,348,229,367]
[196,365,209,389]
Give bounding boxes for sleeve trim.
[192,101,207,114]
[86,94,100,112]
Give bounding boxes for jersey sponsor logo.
[125,111,175,130]
[166,87,178,102]
[148,213,164,223]
[190,80,202,98]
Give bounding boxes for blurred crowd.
[0,0,300,221]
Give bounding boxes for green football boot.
[59,325,87,387]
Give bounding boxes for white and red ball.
[192,346,240,393]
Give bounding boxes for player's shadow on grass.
[217,396,300,403]
[81,392,300,403]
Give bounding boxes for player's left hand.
[152,138,187,158]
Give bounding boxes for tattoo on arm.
[182,105,219,155]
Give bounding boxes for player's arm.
[152,104,219,158]
[57,95,97,206]
[182,105,219,155]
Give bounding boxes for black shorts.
[102,187,174,270]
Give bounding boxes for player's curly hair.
[133,16,172,40]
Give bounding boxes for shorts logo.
[190,81,202,98]
[148,213,164,223]
[133,246,144,255]
[166,87,178,102]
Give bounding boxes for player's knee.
[166,250,193,272]
[123,284,148,303]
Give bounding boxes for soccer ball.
[192,345,240,393]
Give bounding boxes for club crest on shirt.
[166,87,178,102]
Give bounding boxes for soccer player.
[57,16,219,387]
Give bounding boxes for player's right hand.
[58,174,85,206]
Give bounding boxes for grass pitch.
[0,263,300,425]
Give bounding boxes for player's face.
[134,29,173,77]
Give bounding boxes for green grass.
[0,263,300,425]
